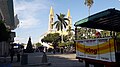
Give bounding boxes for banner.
[76,37,116,62]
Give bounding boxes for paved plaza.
[48,53,85,67]
[0,52,85,67]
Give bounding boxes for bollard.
[41,52,51,66]
[41,52,47,63]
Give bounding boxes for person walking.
[17,48,21,62]
[9,47,15,63]
[61,47,64,54]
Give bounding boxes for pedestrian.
[61,47,63,54]
[9,47,15,63]
[17,48,21,62]
[53,49,55,54]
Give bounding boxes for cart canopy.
[75,8,120,32]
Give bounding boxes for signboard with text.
[76,37,116,62]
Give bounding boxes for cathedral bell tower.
[48,6,54,32]
[67,9,72,31]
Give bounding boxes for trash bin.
[21,54,28,65]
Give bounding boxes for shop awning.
[74,8,120,32]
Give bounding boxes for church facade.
[48,6,72,35]
[39,7,72,47]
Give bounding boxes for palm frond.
[56,23,60,31]
[64,18,69,21]
[54,21,59,25]
[61,24,63,31]
[84,0,87,5]
[54,13,69,31]
[61,14,65,18]
[84,0,94,8]
[63,22,68,28]
[56,14,62,22]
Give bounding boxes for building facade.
[0,0,19,56]
[48,6,72,35]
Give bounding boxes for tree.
[41,33,61,49]
[25,37,34,53]
[0,20,10,42]
[84,0,94,15]
[35,42,42,47]
[54,13,69,43]
[41,33,60,43]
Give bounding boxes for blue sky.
[13,0,120,44]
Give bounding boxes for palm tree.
[84,0,94,15]
[84,0,94,39]
[54,13,69,43]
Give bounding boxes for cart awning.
[74,8,120,32]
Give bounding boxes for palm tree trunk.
[61,30,64,43]
[88,7,90,16]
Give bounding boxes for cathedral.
[48,6,72,35]
[39,6,72,47]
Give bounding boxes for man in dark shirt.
[9,47,15,63]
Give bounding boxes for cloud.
[13,0,49,28]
